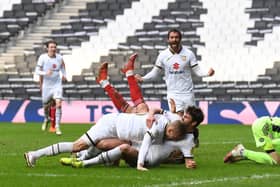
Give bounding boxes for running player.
[35,40,67,135]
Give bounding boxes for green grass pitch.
[0,123,280,187]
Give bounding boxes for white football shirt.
[155,46,198,94]
[36,53,64,89]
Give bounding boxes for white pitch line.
[144,174,280,187]
[0,172,159,181]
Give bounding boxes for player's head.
[45,40,57,57]
[167,29,182,50]
[165,120,186,141]
[183,106,204,127]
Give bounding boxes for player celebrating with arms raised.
[135,29,214,116]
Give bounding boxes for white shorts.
[80,113,119,146]
[167,92,195,112]
[42,86,63,104]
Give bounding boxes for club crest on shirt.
[52,64,57,69]
[181,55,187,61]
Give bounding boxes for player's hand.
[186,159,197,169]
[46,69,53,76]
[208,68,215,76]
[137,164,149,171]
[62,76,68,82]
[135,74,143,82]
[169,98,176,113]
[146,114,155,129]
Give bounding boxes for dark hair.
[45,40,57,48]
[171,120,187,140]
[167,29,182,40]
[186,106,204,126]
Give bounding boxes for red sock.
[50,106,56,129]
[127,76,144,106]
[104,84,130,112]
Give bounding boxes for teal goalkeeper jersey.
[252,116,280,151]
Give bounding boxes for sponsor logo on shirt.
[173,62,180,70]
[169,62,183,74]
[168,70,184,74]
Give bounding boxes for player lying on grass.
[224,116,280,165]
[24,112,186,168]
[61,114,198,171]
[60,54,203,169]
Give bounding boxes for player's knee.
[72,140,88,152]
[136,103,149,113]
[96,139,111,150]
[119,144,131,152]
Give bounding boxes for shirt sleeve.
[142,52,164,81]
[35,55,46,76]
[178,134,195,158]
[192,63,209,77]
[60,57,66,77]
[137,131,153,166]
[189,51,198,67]
[142,66,161,81]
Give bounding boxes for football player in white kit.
[60,55,204,170]
[135,29,215,116]
[35,40,67,135]
[24,112,186,168]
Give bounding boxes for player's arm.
[35,56,52,76]
[137,132,152,171]
[137,123,161,171]
[146,108,165,128]
[192,64,214,77]
[61,59,67,82]
[39,75,43,92]
[135,65,162,82]
[178,135,197,169]
[188,50,214,77]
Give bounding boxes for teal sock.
[243,149,276,165]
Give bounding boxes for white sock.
[125,70,133,77]
[55,107,61,128]
[83,147,122,167]
[100,80,109,88]
[32,142,73,159]
[77,146,101,161]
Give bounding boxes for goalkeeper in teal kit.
[224,116,280,165]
